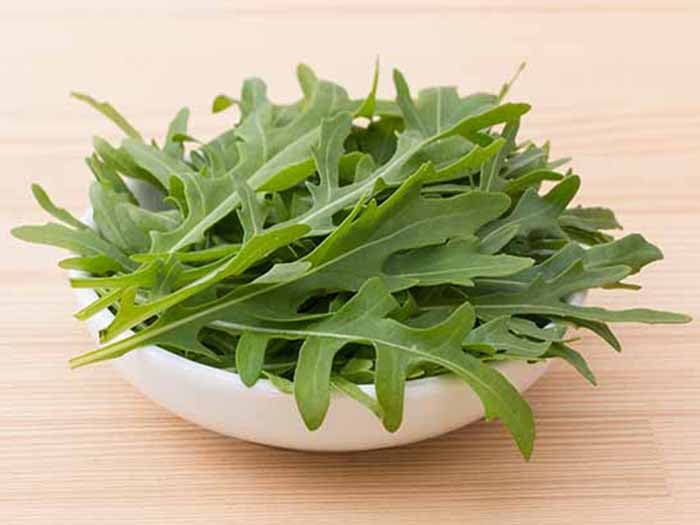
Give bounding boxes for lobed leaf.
[12,63,691,460]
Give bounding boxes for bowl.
[71,181,585,451]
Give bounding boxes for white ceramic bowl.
[72,182,585,451]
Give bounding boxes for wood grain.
[1,2,699,523]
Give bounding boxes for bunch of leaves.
[12,64,690,459]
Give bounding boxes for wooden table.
[2,2,699,523]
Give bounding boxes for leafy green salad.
[13,64,690,458]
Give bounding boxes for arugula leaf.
[477,233,665,291]
[331,375,383,419]
[545,342,597,385]
[89,181,151,254]
[97,165,521,339]
[92,136,162,187]
[31,184,89,230]
[480,118,520,191]
[58,255,123,274]
[464,316,550,358]
[235,332,271,387]
[353,59,379,119]
[262,371,294,394]
[471,261,690,324]
[212,95,236,114]
[12,222,134,271]
[101,220,309,340]
[15,63,691,460]
[480,175,581,245]
[384,236,533,287]
[163,108,190,160]
[71,92,143,140]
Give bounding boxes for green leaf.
[71,92,143,140]
[480,175,581,244]
[70,260,161,289]
[294,335,348,429]
[122,139,195,190]
[131,243,239,264]
[263,371,294,394]
[90,181,151,254]
[92,136,161,187]
[30,184,89,230]
[561,206,622,231]
[212,94,236,114]
[508,318,568,342]
[233,174,268,241]
[331,375,383,418]
[235,332,270,386]
[472,261,691,325]
[394,69,508,139]
[384,236,533,287]
[545,342,597,385]
[146,73,350,254]
[101,221,309,340]
[283,78,530,234]
[480,118,519,191]
[86,153,137,201]
[163,108,190,159]
[339,357,374,382]
[564,318,621,352]
[74,289,124,321]
[465,316,550,358]
[479,234,666,290]
[503,141,556,179]
[585,233,662,274]
[11,222,134,271]
[306,111,354,229]
[270,167,515,310]
[503,169,564,196]
[354,59,379,119]
[498,62,526,102]
[72,277,537,458]
[122,205,180,234]
[428,139,505,183]
[101,167,513,338]
[393,69,429,136]
[13,63,690,460]
[58,255,123,274]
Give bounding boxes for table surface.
[2,1,699,523]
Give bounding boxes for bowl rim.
[73,206,587,398]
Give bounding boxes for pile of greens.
[13,64,690,458]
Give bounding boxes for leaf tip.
[381,410,403,433]
[68,355,88,370]
[391,68,406,86]
[211,94,235,114]
[30,182,44,197]
[675,313,693,324]
[69,90,87,101]
[240,374,258,388]
[9,225,32,242]
[299,410,324,432]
